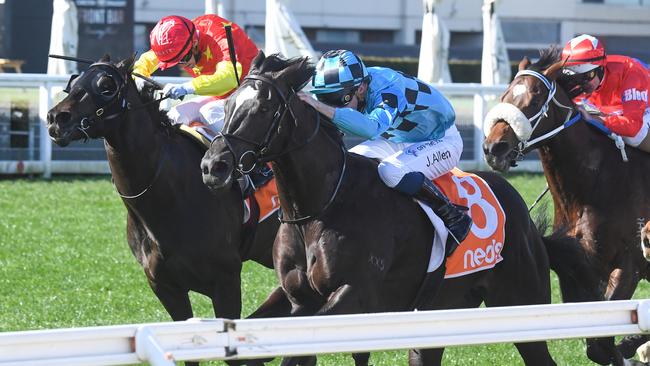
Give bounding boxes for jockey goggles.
[316,87,357,107]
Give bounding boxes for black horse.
[201,52,596,366]
[46,55,279,332]
[483,47,650,365]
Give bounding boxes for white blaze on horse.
[641,221,650,262]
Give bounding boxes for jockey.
[297,49,472,252]
[133,14,258,138]
[561,34,650,153]
[134,14,272,192]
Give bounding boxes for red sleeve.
[604,67,647,137]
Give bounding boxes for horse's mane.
[254,53,315,80]
[135,82,172,127]
[115,56,172,128]
[528,46,562,73]
[527,46,580,95]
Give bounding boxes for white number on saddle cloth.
[451,175,498,239]
[439,171,506,278]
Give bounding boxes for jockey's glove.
[163,82,195,100]
[134,77,146,92]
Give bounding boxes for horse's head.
[483,47,575,172]
[47,55,136,146]
[201,51,314,190]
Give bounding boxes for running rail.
[2,300,649,365]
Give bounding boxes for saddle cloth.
[243,178,281,224]
[419,168,507,278]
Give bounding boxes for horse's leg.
[612,265,646,359]
[149,278,193,320]
[406,267,456,366]
[408,348,445,366]
[210,269,242,319]
[618,334,650,359]
[148,279,201,366]
[587,260,642,365]
[513,342,557,366]
[248,286,293,318]
[482,242,556,366]
[278,284,369,366]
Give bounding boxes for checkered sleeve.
[332,107,390,139]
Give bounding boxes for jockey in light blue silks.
[297,49,472,251]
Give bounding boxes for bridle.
[213,73,347,224]
[507,69,627,162]
[507,69,580,160]
[63,62,132,140]
[62,61,169,142]
[59,60,170,199]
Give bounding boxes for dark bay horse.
[201,52,595,366]
[46,56,279,329]
[482,47,650,365]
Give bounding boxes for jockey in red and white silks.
[562,34,650,152]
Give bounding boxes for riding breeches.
[349,125,463,187]
[167,96,226,135]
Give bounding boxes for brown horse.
[482,47,650,365]
[200,52,597,366]
[46,55,279,342]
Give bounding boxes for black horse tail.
[534,209,603,303]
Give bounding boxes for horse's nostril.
[486,141,510,157]
[54,111,71,125]
[212,161,229,175]
[201,159,230,177]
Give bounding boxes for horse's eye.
[260,106,269,113]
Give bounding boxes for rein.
[215,74,347,224]
[512,70,580,155]
[112,143,168,199]
[52,56,172,199]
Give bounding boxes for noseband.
[487,70,580,162]
[515,70,580,151]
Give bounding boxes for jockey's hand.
[163,82,195,100]
[134,76,146,91]
[297,91,336,120]
[577,105,605,125]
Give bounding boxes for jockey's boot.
[414,178,472,256]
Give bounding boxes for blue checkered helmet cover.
[311,50,369,95]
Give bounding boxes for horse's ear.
[100,54,111,63]
[250,51,266,74]
[543,60,565,80]
[118,53,137,72]
[285,57,313,91]
[518,57,530,71]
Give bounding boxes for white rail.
[0,73,520,177]
[2,300,649,366]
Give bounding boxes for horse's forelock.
[528,46,562,73]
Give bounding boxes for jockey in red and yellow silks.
[561,34,650,152]
[133,14,259,138]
